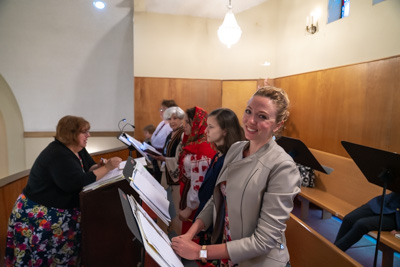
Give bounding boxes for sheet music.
[130,161,171,224]
[134,161,166,198]
[119,133,149,160]
[82,161,125,192]
[131,195,171,244]
[141,142,162,156]
[134,157,148,166]
[137,192,170,225]
[120,132,161,158]
[137,210,183,267]
[126,195,182,267]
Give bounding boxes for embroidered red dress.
[178,106,216,234]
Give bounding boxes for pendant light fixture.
[217,0,242,48]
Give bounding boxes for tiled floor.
[291,197,400,267]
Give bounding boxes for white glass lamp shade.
[217,9,242,48]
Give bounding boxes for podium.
[80,178,142,267]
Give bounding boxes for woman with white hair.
[152,106,186,235]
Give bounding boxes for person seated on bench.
[334,192,400,251]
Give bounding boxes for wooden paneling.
[134,77,222,141]
[0,175,29,266]
[135,56,399,157]
[221,80,258,123]
[276,56,400,157]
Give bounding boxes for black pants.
[151,158,162,183]
[334,204,396,251]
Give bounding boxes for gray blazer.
[197,139,301,267]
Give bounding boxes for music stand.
[123,156,137,182]
[117,132,137,157]
[277,136,333,174]
[118,188,146,267]
[341,141,400,267]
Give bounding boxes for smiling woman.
[171,87,301,267]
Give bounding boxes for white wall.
[0,0,134,132]
[134,0,400,79]
[0,0,134,174]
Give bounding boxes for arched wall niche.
[0,74,26,178]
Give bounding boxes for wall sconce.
[217,0,242,48]
[306,15,318,34]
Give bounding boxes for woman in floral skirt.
[5,115,121,266]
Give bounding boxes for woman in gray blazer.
[172,86,301,267]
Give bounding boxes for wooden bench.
[298,148,400,267]
[286,213,362,266]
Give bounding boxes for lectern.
[80,177,141,266]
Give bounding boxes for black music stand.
[341,141,400,267]
[123,156,137,182]
[277,136,333,174]
[117,132,137,157]
[118,188,145,267]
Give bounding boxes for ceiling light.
[217,0,242,48]
[93,1,106,10]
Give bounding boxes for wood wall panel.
[276,56,400,157]
[134,77,222,141]
[0,176,29,266]
[135,56,399,157]
[221,80,258,122]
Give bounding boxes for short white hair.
[163,106,185,120]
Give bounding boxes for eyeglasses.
[80,130,90,135]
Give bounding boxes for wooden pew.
[286,213,362,266]
[298,148,400,267]
[0,146,130,266]
[0,170,30,266]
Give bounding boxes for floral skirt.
[4,194,82,267]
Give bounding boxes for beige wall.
[134,0,400,79]
[0,112,8,178]
[134,1,279,80]
[0,74,25,177]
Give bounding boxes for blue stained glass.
[341,0,350,18]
